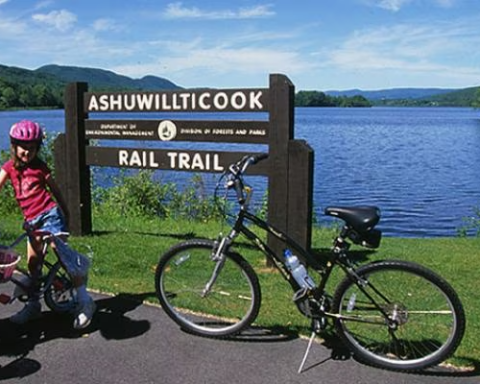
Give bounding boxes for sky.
[0,0,479,91]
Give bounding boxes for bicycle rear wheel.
[332,260,465,371]
[44,262,76,313]
[155,239,261,337]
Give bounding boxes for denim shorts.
[27,206,69,237]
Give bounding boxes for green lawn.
[1,212,478,371]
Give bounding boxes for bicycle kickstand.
[298,319,324,373]
[298,330,317,373]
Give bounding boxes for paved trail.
[0,288,478,384]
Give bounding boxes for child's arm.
[46,175,70,222]
[0,168,9,192]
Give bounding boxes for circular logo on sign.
[158,120,177,141]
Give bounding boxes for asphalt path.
[0,286,478,384]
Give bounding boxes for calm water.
[1,107,479,237]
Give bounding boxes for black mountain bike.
[155,154,465,371]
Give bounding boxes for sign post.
[57,74,313,254]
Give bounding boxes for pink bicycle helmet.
[9,120,43,145]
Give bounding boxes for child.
[0,119,96,329]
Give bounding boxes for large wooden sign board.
[56,74,314,255]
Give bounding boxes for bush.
[458,207,480,237]
[92,171,226,222]
[93,170,176,218]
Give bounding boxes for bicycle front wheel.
[155,239,261,337]
[332,260,465,371]
[44,262,76,313]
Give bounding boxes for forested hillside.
[1,63,479,110]
[0,63,181,110]
[295,90,372,107]
[0,64,65,109]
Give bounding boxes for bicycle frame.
[2,229,64,300]
[216,205,339,294]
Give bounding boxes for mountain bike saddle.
[324,206,381,233]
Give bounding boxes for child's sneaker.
[73,297,96,329]
[10,300,42,324]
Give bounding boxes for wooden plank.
[85,119,269,143]
[288,140,314,252]
[84,88,269,113]
[85,146,270,175]
[267,74,295,260]
[53,133,67,204]
[64,82,92,235]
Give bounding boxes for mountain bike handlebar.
[226,153,268,204]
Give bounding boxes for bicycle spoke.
[155,240,261,337]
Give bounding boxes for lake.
[1,107,479,237]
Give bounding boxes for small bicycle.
[0,224,77,314]
[154,154,466,371]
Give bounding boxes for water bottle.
[283,249,315,289]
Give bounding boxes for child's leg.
[49,236,96,329]
[9,239,43,324]
[27,237,44,282]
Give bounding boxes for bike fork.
[201,234,233,297]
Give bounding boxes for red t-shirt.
[1,159,57,221]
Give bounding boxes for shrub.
[458,207,480,237]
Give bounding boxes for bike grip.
[251,153,268,164]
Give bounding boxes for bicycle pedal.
[52,279,64,290]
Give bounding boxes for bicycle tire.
[44,262,77,313]
[155,239,261,338]
[332,260,465,371]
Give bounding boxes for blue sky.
[0,0,479,90]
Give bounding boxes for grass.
[1,211,479,371]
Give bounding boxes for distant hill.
[325,88,456,100]
[36,64,182,91]
[1,63,479,109]
[325,86,480,107]
[0,63,182,109]
[425,86,480,107]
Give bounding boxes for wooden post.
[54,132,67,207]
[267,74,295,259]
[63,82,92,235]
[288,140,314,252]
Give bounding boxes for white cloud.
[363,0,458,12]
[163,2,275,20]
[32,9,77,32]
[0,15,26,35]
[92,18,120,32]
[378,0,412,12]
[34,1,55,11]
[0,0,9,6]
[319,19,480,87]
[361,0,412,12]
[111,38,312,85]
[434,0,457,7]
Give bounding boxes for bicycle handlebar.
[226,153,268,204]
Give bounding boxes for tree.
[1,86,18,108]
[473,88,480,109]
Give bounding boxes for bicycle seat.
[324,206,380,233]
